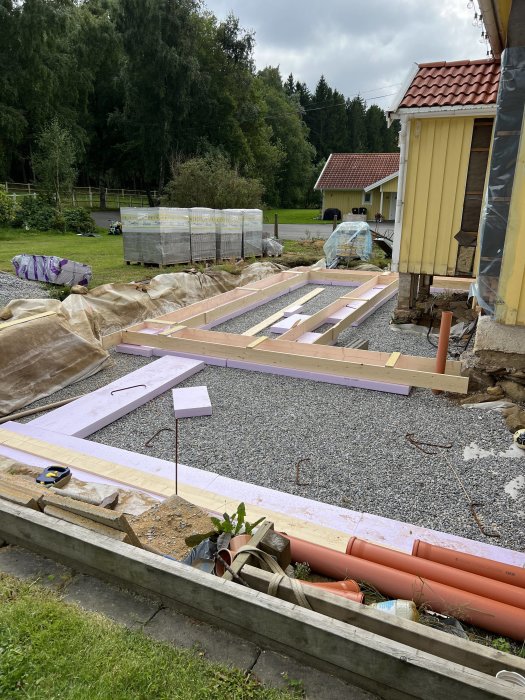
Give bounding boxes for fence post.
[274,213,279,239]
[89,190,93,208]
[27,183,31,194]
[332,215,338,231]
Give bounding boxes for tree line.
[0,0,399,208]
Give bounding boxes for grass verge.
[263,209,329,226]
[0,574,298,699]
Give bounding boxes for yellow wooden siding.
[399,117,474,276]
[381,177,398,193]
[323,188,394,219]
[495,110,525,326]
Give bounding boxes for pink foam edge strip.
[30,356,205,439]
[225,359,410,395]
[2,420,524,568]
[351,288,398,327]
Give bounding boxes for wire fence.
[3,182,156,209]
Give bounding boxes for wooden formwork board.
[122,326,467,392]
[103,269,469,393]
[0,500,520,700]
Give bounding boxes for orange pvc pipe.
[433,310,453,395]
[286,533,525,640]
[346,537,525,610]
[413,540,525,589]
[300,579,363,603]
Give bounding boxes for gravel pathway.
[12,280,525,552]
[0,271,50,308]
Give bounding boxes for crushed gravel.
[12,280,525,553]
[0,271,51,308]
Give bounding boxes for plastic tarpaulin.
[0,262,283,415]
[476,47,525,314]
[323,221,373,268]
[12,254,92,286]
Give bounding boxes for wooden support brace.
[385,352,401,368]
[247,336,268,348]
[242,287,324,337]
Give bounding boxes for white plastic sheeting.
[323,222,373,268]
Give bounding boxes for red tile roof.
[315,153,400,191]
[398,59,500,109]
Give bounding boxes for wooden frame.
[110,269,469,393]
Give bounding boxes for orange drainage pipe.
[413,540,525,589]
[285,533,525,640]
[433,309,453,395]
[347,537,525,610]
[300,580,364,604]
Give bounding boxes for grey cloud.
[207,0,486,105]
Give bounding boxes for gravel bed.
[0,271,51,308]
[13,279,525,552]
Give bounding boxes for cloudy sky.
[206,1,488,108]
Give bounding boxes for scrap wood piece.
[222,520,274,582]
[0,484,40,511]
[43,505,131,543]
[0,310,57,331]
[41,492,142,547]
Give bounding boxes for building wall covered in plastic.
[476,47,525,325]
[399,117,474,276]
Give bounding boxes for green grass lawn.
[263,209,330,225]
[0,574,298,699]
[0,226,326,287]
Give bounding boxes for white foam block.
[172,386,212,419]
[30,356,204,438]
[270,313,310,334]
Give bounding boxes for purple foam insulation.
[270,313,311,334]
[326,306,356,324]
[137,327,164,335]
[296,332,324,344]
[3,420,525,567]
[1,422,220,493]
[29,355,205,438]
[225,359,410,395]
[351,288,398,327]
[172,386,212,419]
[151,348,227,367]
[359,284,387,301]
[115,343,154,357]
[283,304,304,317]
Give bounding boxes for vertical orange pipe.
[413,540,525,589]
[433,310,453,394]
[346,537,525,610]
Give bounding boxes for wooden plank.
[0,311,56,331]
[0,501,521,700]
[222,520,274,582]
[242,287,324,337]
[278,276,385,342]
[43,505,131,543]
[121,327,468,393]
[242,563,525,679]
[386,352,401,368]
[0,487,40,511]
[101,330,122,349]
[247,336,268,348]
[313,280,399,345]
[41,492,142,548]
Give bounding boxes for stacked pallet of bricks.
[121,207,263,265]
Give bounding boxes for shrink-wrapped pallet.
[217,209,243,260]
[121,207,191,265]
[242,209,263,257]
[190,208,217,262]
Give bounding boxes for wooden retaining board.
[0,500,521,700]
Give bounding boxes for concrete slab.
[252,649,379,699]
[0,545,72,589]
[172,386,212,419]
[144,607,260,670]
[30,355,205,438]
[63,574,160,629]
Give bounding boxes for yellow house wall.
[381,177,398,193]
[399,117,474,276]
[323,186,396,219]
[495,109,525,326]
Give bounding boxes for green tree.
[366,105,389,151]
[162,153,264,209]
[347,96,368,152]
[32,119,77,206]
